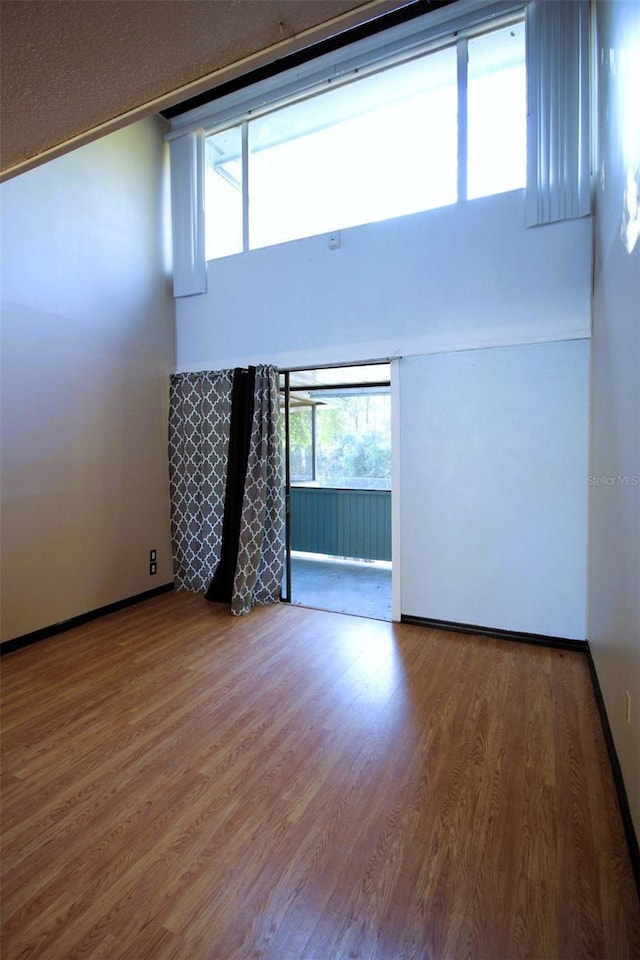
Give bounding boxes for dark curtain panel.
[205,367,256,604]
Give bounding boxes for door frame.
[390,358,402,622]
[279,360,400,620]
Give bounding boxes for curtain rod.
[278,357,400,374]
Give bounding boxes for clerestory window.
[204,19,526,261]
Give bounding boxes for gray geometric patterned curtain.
[168,365,284,614]
[232,365,284,615]
[168,370,233,592]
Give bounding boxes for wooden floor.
[1,593,639,960]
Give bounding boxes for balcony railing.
[290,486,391,561]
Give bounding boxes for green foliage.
[285,392,391,487]
[318,394,391,485]
[288,407,313,480]
[289,406,312,447]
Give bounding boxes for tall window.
[249,47,457,251]
[204,18,526,260]
[467,23,526,200]
[205,127,243,260]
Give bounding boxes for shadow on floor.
[289,552,392,621]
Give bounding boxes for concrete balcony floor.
[289,551,392,621]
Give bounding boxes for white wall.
[176,189,591,372]
[0,117,175,643]
[588,0,640,834]
[175,185,592,640]
[401,341,589,639]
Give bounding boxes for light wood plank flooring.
[2,591,639,959]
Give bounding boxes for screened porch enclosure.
[281,364,393,621]
[290,487,391,562]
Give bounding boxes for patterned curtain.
[231,366,284,615]
[169,365,284,615]
[168,370,233,592]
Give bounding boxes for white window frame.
[174,1,525,266]
[202,21,524,259]
[166,0,591,294]
[166,1,525,294]
[168,1,524,143]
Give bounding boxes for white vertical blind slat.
[526,0,591,226]
[169,131,207,297]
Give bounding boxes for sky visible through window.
[467,24,527,199]
[205,21,526,260]
[249,46,457,250]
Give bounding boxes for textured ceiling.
[0,0,413,177]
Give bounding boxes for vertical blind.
[525,0,591,226]
[168,0,593,295]
[169,130,207,297]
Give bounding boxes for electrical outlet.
[626,691,632,725]
[150,561,157,576]
[149,549,157,562]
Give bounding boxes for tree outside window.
[287,391,390,490]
